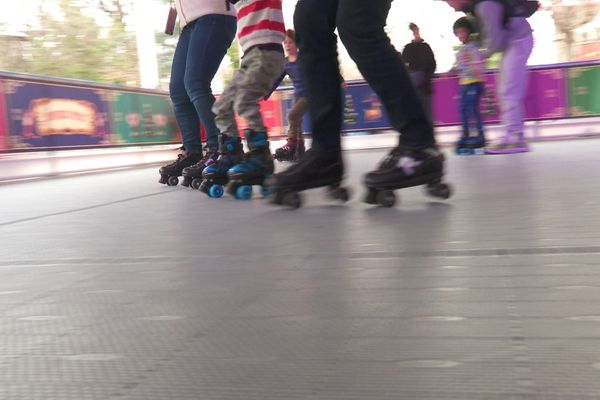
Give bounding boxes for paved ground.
[1,140,600,399]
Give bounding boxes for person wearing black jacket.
[402,23,437,123]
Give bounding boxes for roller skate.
[273,137,305,162]
[265,147,350,209]
[181,145,219,190]
[485,132,529,154]
[364,144,452,208]
[158,147,203,186]
[457,135,485,155]
[200,134,244,198]
[226,130,274,200]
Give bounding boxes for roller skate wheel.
[167,176,179,186]
[376,190,396,208]
[199,181,211,194]
[283,191,302,209]
[364,188,378,205]
[426,182,452,200]
[191,178,202,190]
[209,184,224,198]
[235,185,253,200]
[270,190,285,205]
[327,186,350,202]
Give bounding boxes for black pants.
[294,0,435,151]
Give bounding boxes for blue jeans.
[460,82,484,137]
[294,0,434,151]
[170,14,236,151]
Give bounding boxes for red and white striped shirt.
[234,0,285,53]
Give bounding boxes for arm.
[475,1,507,58]
[263,69,287,100]
[424,43,437,77]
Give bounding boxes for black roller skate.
[200,134,244,198]
[273,137,305,162]
[181,145,219,190]
[364,144,452,208]
[265,147,350,209]
[158,147,203,186]
[226,130,274,200]
[456,135,485,155]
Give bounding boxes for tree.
[550,0,600,62]
[16,0,139,84]
[0,24,29,72]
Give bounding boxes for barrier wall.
[0,61,598,153]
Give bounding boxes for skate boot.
[462,135,486,155]
[200,134,244,198]
[226,130,274,200]
[455,135,469,155]
[158,147,203,186]
[274,137,305,162]
[485,133,529,154]
[265,147,350,209]
[181,145,219,190]
[364,144,452,207]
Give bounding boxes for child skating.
[266,29,309,162]
[452,16,486,155]
[200,0,285,199]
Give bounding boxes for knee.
[183,74,212,98]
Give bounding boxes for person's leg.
[288,97,310,141]
[232,49,285,134]
[169,25,202,153]
[275,97,310,161]
[212,69,242,138]
[294,0,341,151]
[488,34,533,153]
[459,84,471,140]
[227,49,285,188]
[335,0,446,197]
[184,15,237,149]
[473,82,485,140]
[337,0,434,149]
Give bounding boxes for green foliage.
[1,0,139,84]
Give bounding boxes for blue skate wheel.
[236,185,253,200]
[209,184,224,198]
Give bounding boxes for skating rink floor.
[2,139,600,399]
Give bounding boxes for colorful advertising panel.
[568,65,600,117]
[110,91,179,144]
[5,80,110,150]
[524,68,567,119]
[433,69,568,126]
[0,80,7,151]
[341,83,392,132]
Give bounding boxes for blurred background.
[1,0,599,90]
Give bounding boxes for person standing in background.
[402,23,437,123]
[159,0,237,187]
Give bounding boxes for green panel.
[568,66,600,117]
[110,91,180,144]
